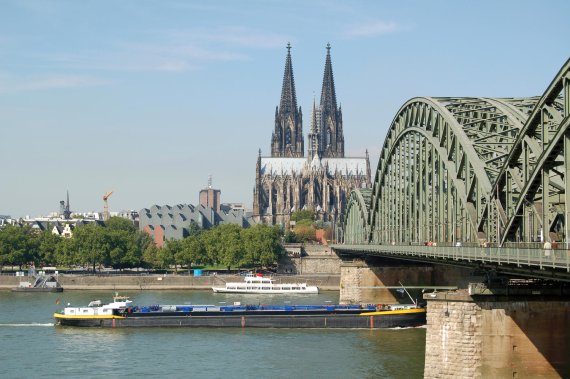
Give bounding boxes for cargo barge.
[53,295,426,329]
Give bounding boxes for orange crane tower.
[103,191,114,221]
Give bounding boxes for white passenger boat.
[212,274,319,294]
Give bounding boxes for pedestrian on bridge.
[543,240,552,257]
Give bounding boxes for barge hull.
[56,312,426,329]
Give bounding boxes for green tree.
[107,229,139,269]
[186,220,202,237]
[104,217,137,269]
[106,216,137,233]
[201,224,244,271]
[219,224,245,271]
[242,224,283,269]
[54,237,76,267]
[0,225,38,269]
[201,227,222,266]
[294,223,317,242]
[155,242,176,270]
[163,239,184,272]
[291,209,315,223]
[135,231,154,268]
[284,230,299,243]
[142,243,159,268]
[175,235,207,271]
[37,231,62,266]
[71,223,110,271]
[65,218,149,270]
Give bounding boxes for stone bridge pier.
[424,290,570,378]
[339,257,475,304]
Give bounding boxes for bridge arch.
[368,94,537,245]
[342,59,570,247]
[343,188,372,244]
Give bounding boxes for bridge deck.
[333,244,570,281]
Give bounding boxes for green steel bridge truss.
[343,59,570,248]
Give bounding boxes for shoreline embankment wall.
[0,274,340,291]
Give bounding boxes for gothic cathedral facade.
[253,44,371,226]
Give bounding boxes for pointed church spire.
[308,97,320,160]
[271,43,304,158]
[279,42,298,114]
[310,96,318,134]
[318,43,344,158]
[63,190,71,220]
[320,43,337,113]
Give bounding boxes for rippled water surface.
[0,290,425,379]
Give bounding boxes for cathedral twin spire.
[271,43,303,158]
[272,43,344,159]
[279,43,298,115]
[318,43,344,158]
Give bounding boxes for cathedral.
[252,44,371,226]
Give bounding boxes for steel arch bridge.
[342,59,570,248]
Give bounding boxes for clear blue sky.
[1,0,569,218]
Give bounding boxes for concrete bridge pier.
[424,290,570,378]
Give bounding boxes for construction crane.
[103,191,114,221]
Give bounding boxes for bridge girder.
[498,59,570,245]
[343,58,570,246]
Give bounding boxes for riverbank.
[0,273,340,291]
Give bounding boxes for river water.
[0,290,426,379]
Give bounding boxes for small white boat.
[212,274,319,294]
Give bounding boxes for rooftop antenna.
[208,175,212,189]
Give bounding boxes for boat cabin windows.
[212,275,319,294]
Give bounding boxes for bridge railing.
[334,244,570,272]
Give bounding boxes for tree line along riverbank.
[0,219,285,273]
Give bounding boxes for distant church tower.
[308,43,344,159]
[271,43,304,158]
